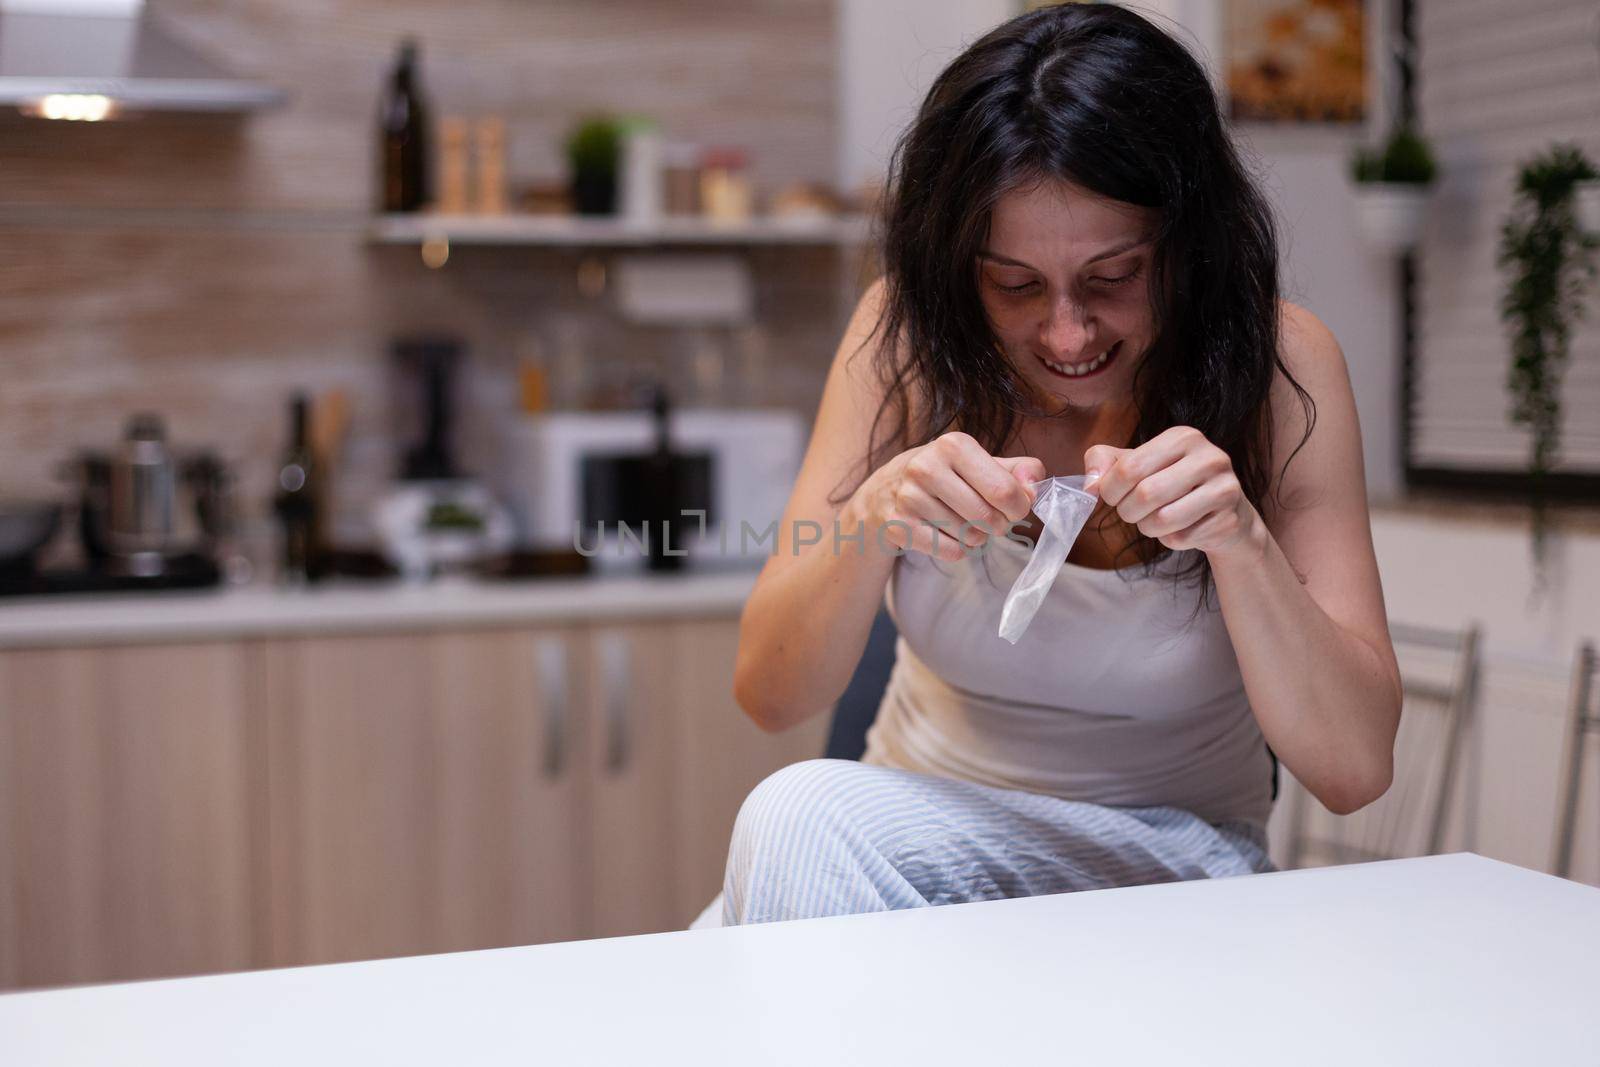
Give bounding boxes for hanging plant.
[1497,143,1599,568]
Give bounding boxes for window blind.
[1411,0,1600,479]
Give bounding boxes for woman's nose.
[1041,296,1093,361]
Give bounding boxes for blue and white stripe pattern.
[717,758,1273,927]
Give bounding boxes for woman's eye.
[989,278,1038,295]
[1089,267,1141,288]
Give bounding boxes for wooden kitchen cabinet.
[585,618,831,937]
[0,607,831,991]
[0,643,257,990]
[258,627,587,968]
[668,618,832,925]
[585,623,681,939]
[261,618,822,953]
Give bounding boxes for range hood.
[0,0,284,114]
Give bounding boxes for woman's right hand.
[844,432,1046,562]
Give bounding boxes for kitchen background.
[0,0,853,547]
[1,0,1598,995]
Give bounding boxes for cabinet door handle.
[599,631,631,774]
[536,637,568,779]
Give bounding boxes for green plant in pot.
[566,115,622,216]
[1498,143,1599,571]
[1350,126,1438,253]
[1351,127,1437,185]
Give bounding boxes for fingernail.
[1084,469,1102,487]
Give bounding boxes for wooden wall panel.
[0,0,837,213]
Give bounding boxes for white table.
[3,854,1596,1065]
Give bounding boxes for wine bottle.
[275,394,319,585]
[378,39,432,213]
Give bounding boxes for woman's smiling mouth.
[1037,339,1122,379]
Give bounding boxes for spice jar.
[437,116,470,214]
[662,141,701,217]
[699,146,752,222]
[473,116,508,214]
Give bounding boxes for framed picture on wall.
[1225,0,1366,123]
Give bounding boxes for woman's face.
[977,179,1158,412]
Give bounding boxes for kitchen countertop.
[0,569,759,649]
[11,491,1589,651]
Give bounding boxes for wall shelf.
[366,213,872,248]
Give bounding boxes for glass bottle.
[378,39,432,213]
[275,394,319,585]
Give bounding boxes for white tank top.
[864,534,1275,830]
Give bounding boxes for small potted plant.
[1350,126,1437,253]
[565,115,623,216]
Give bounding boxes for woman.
[702,4,1401,927]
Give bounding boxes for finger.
[1115,452,1217,526]
[876,512,953,558]
[1081,444,1130,495]
[905,513,971,562]
[1136,478,1236,541]
[995,455,1048,498]
[1089,428,1200,508]
[1157,508,1232,551]
[921,435,1030,527]
[913,462,1010,539]
[934,435,1035,524]
[896,484,992,548]
[904,439,1004,532]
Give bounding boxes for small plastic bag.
[997,475,1097,644]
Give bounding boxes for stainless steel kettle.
[65,415,233,577]
[107,413,177,574]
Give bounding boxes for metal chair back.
[1284,621,1480,868]
[1552,641,1598,880]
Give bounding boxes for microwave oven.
[500,408,806,569]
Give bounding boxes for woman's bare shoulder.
[786,276,906,513]
[1277,301,1346,381]
[1267,300,1361,507]
[837,274,927,431]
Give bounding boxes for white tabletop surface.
[2,853,1596,1065]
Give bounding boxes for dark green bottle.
[378,39,432,213]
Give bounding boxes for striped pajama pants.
[695,758,1274,929]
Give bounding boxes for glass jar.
[699,146,752,221]
[662,141,701,217]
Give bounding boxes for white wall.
[1250,143,1403,500]
[836,0,1014,196]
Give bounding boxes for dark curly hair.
[849,2,1315,607]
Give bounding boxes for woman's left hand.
[1083,427,1263,561]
